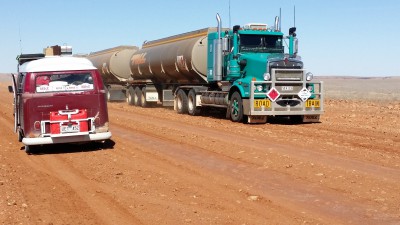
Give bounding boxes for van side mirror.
[8,85,13,93]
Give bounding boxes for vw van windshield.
[239,34,284,53]
[35,72,94,93]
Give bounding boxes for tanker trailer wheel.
[106,86,112,102]
[140,87,147,107]
[188,89,201,116]
[176,89,188,114]
[127,87,135,105]
[140,87,157,108]
[134,87,142,106]
[230,92,243,122]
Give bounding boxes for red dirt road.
[1,80,400,224]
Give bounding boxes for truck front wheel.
[176,89,188,114]
[230,92,243,122]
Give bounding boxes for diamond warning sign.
[298,88,312,102]
[267,87,280,102]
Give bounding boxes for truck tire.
[127,87,135,105]
[230,92,243,122]
[140,86,147,107]
[188,89,201,116]
[176,89,188,114]
[134,87,142,106]
[290,115,303,124]
[106,86,112,102]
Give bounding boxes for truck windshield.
[35,72,94,93]
[239,34,284,53]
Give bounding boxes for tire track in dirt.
[22,154,144,225]
[109,107,400,182]
[110,123,400,224]
[0,99,143,224]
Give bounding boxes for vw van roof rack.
[17,53,45,65]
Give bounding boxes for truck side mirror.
[8,85,13,93]
[289,27,297,37]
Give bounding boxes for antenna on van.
[18,23,23,54]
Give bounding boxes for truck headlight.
[256,85,263,92]
[306,72,313,81]
[263,72,271,81]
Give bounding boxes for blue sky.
[1,0,399,76]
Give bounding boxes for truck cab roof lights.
[243,23,268,30]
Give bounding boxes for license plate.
[254,99,271,108]
[305,99,320,107]
[61,125,80,133]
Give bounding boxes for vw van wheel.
[230,92,243,122]
[25,145,37,155]
[18,129,23,142]
[176,89,188,114]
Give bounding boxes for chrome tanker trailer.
[87,14,324,123]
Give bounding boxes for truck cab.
[206,16,323,123]
[9,54,111,153]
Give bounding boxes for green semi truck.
[86,14,323,123]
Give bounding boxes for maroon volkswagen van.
[9,54,111,153]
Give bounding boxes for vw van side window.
[35,73,94,93]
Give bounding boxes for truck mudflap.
[243,80,324,120]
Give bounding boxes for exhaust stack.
[274,16,280,32]
[213,13,223,81]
